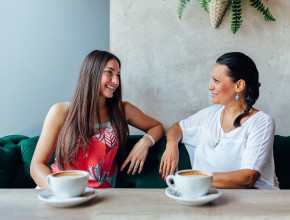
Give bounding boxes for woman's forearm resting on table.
[212,169,260,189]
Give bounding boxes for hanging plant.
[177,0,276,34]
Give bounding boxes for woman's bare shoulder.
[122,101,139,121]
[122,101,139,114]
[50,102,69,112]
[122,101,133,109]
[46,102,69,125]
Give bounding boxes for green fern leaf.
[249,0,276,22]
[200,0,211,12]
[178,0,191,19]
[230,0,243,34]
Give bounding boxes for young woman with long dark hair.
[31,50,165,188]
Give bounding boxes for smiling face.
[208,63,237,105]
[99,58,120,99]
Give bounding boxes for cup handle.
[166,175,177,191]
[46,175,52,188]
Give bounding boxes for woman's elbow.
[159,123,165,136]
[30,161,37,179]
[241,171,260,188]
[30,159,44,180]
[153,122,165,136]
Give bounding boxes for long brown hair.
[56,50,129,170]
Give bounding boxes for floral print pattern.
[51,122,119,188]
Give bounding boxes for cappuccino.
[178,170,210,176]
[166,170,213,198]
[53,172,85,178]
[46,170,89,199]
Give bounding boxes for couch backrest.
[1,135,290,189]
[0,135,54,188]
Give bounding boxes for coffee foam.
[178,170,209,176]
[53,172,85,178]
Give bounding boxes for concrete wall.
[0,0,109,137]
[110,0,290,135]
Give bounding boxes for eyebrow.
[212,75,221,79]
[105,67,120,73]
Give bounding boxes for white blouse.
[179,104,279,189]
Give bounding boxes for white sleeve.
[240,113,275,181]
[179,107,209,145]
[179,105,222,146]
[180,105,222,130]
[179,114,198,130]
[179,114,199,146]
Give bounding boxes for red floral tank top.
[51,122,119,188]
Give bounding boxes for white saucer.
[165,187,222,206]
[38,187,97,208]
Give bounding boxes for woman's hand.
[159,122,183,180]
[120,137,151,175]
[159,141,179,180]
[121,101,165,175]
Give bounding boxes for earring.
[236,93,239,101]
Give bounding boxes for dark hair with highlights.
[56,50,129,170]
[216,52,261,127]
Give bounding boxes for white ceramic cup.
[46,170,89,199]
[166,170,213,198]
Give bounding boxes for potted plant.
[178,0,276,34]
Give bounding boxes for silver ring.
[134,162,139,167]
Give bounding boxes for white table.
[0,189,290,219]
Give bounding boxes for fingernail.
[159,171,161,175]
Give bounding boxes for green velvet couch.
[1,135,290,189]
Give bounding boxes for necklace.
[214,109,234,148]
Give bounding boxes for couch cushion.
[115,136,191,188]
[0,135,28,187]
[273,135,290,189]
[0,135,56,188]
[10,136,39,188]
[11,136,56,188]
